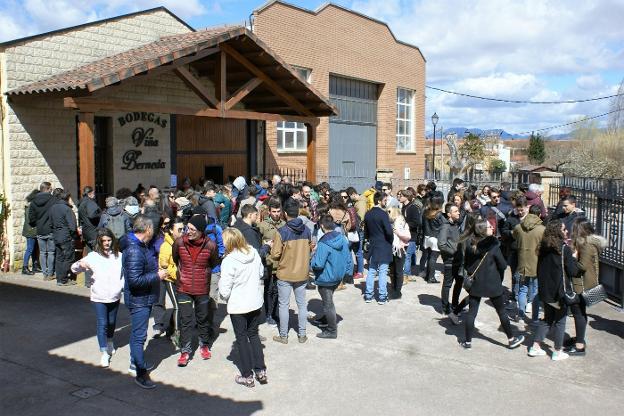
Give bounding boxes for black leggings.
[391,255,405,294]
[569,296,587,344]
[464,295,513,343]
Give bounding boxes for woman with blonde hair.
[388,207,411,299]
[219,227,267,388]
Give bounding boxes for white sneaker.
[106,340,116,356]
[525,303,533,314]
[448,312,460,325]
[551,351,569,361]
[474,320,483,328]
[528,346,546,357]
[100,352,111,368]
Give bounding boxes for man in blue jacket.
[122,215,167,389]
[310,215,353,339]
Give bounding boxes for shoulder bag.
[463,252,488,291]
[580,273,608,307]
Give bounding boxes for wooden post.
[78,112,95,193]
[306,122,317,183]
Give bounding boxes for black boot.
[33,261,42,273]
[22,267,35,276]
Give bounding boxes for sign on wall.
[117,112,168,170]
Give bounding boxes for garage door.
[329,75,378,191]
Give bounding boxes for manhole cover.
[71,387,102,399]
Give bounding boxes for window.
[396,88,414,152]
[277,66,311,152]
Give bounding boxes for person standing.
[122,215,167,388]
[28,182,56,280]
[78,186,102,251]
[258,198,285,326]
[22,189,39,275]
[271,201,312,344]
[566,219,607,356]
[459,219,525,350]
[556,195,584,236]
[400,188,422,281]
[219,228,267,387]
[154,218,185,340]
[172,215,220,367]
[528,219,580,360]
[49,190,78,286]
[199,184,219,220]
[71,228,123,368]
[99,197,132,239]
[512,204,544,322]
[421,197,444,283]
[438,204,462,315]
[388,207,410,299]
[363,192,393,304]
[310,215,353,338]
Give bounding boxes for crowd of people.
[21,174,605,389]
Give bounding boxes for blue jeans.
[365,257,389,301]
[518,275,539,320]
[128,305,152,377]
[403,241,418,275]
[23,237,36,269]
[511,271,520,302]
[37,234,55,277]
[350,240,364,274]
[93,301,119,351]
[277,280,307,337]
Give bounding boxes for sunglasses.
[341,195,349,199]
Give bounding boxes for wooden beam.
[174,67,219,109]
[306,123,317,183]
[220,43,314,117]
[77,112,95,193]
[224,77,262,111]
[220,49,227,115]
[64,97,320,124]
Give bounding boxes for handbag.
[463,252,488,291]
[561,246,580,306]
[580,277,608,307]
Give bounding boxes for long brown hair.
[95,228,119,258]
[540,219,565,254]
[424,197,443,220]
[571,218,595,251]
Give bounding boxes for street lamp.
[431,112,439,179]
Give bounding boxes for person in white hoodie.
[219,227,267,388]
[71,228,123,368]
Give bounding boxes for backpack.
[106,214,126,239]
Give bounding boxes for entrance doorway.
[204,166,224,184]
[94,117,113,205]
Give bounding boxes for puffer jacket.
[513,214,545,277]
[172,235,219,295]
[573,234,607,293]
[122,232,160,307]
[219,247,264,314]
[464,236,507,298]
[438,216,460,261]
[311,231,353,286]
[271,217,312,282]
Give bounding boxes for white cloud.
[576,75,604,90]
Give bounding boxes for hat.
[174,197,191,209]
[124,196,139,206]
[188,215,207,233]
[233,176,247,191]
[105,196,119,208]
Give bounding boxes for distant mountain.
[426,127,575,140]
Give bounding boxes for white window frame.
[396,87,415,153]
[277,67,311,153]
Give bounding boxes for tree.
[459,133,485,174]
[489,158,506,173]
[527,132,545,165]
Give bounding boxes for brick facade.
[253,1,426,180]
[0,9,192,268]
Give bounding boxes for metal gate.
[328,75,378,191]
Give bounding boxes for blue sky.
[1,0,622,136]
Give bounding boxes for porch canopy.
[7,26,337,187]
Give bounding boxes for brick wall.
[253,2,426,180]
[1,10,192,269]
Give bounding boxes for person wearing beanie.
[171,214,219,367]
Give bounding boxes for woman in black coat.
[529,219,580,361]
[459,218,524,350]
[420,196,445,283]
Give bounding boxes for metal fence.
[258,168,307,183]
[548,176,624,305]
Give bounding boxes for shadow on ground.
[0,281,262,416]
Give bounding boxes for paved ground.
[1,269,623,416]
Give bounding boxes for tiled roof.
[7,26,245,95]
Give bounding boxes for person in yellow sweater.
[154,217,185,345]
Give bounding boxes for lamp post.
[431,112,439,180]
